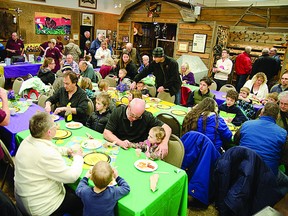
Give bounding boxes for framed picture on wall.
[96,29,106,38]
[178,42,189,52]
[81,13,94,26]
[192,34,207,53]
[79,0,97,9]
[122,36,129,43]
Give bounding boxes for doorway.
[79,26,94,53]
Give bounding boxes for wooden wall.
[0,0,118,45]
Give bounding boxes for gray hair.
[29,112,53,138]
[245,46,252,54]
[278,91,288,101]
[262,48,269,55]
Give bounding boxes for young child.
[75,161,130,216]
[219,89,248,126]
[237,87,255,119]
[98,79,109,92]
[117,68,131,88]
[128,90,142,102]
[79,77,95,100]
[130,126,166,160]
[85,55,92,67]
[262,92,278,105]
[86,92,111,133]
[136,81,149,96]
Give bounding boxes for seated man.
[62,54,80,74]
[45,71,88,124]
[14,112,84,216]
[79,61,97,83]
[235,102,288,196]
[103,98,171,158]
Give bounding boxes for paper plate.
[81,139,103,150]
[65,122,83,129]
[53,129,72,140]
[171,110,187,116]
[149,98,161,103]
[134,159,158,172]
[51,114,60,121]
[83,152,111,166]
[157,104,171,109]
[145,104,150,109]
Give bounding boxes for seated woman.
[112,50,137,79]
[243,72,268,102]
[187,76,215,107]
[37,57,56,85]
[180,62,195,85]
[182,97,232,152]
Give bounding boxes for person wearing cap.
[43,39,62,72]
[131,47,181,98]
[79,61,97,83]
[53,65,73,92]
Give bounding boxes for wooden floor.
[0,160,219,216]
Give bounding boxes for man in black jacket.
[131,47,181,98]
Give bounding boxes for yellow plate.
[171,110,187,116]
[83,152,111,166]
[53,129,72,140]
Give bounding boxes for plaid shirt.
[237,100,255,119]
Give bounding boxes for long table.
[15,120,188,216]
[2,63,41,78]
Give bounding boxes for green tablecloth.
[15,120,188,216]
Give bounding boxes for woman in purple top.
[181,62,195,85]
[44,39,62,72]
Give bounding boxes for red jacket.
[235,52,252,75]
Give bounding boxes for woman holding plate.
[182,98,232,152]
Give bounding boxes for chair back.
[219,84,236,93]
[163,134,185,168]
[146,85,156,97]
[157,92,175,103]
[209,80,217,91]
[95,71,102,83]
[0,139,14,189]
[156,113,181,137]
[12,77,24,95]
[104,76,117,87]
[87,97,95,116]
[0,74,5,88]
[37,94,49,108]
[27,73,33,79]
[180,86,191,106]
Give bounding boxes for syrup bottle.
[65,102,72,122]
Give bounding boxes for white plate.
[65,122,83,129]
[134,159,158,172]
[145,104,150,109]
[149,98,161,103]
[81,139,103,150]
[51,114,60,121]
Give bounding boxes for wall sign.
[192,34,207,53]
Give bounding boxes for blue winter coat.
[181,131,220,205]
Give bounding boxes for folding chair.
[156,113,181,137]
[163,134,185,168]
[0,140,14,190]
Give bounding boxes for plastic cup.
[135,149,141,157]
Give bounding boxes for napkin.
[150,174,159,192]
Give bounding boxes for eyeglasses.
[128,107,142,120]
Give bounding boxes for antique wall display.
[79,0,97,9]
[192,34,207,53]
[81,13,94,26]
[122,36,129,42]
[35,12,71,35]
[178,42,189,52]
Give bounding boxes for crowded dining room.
[0,0,288,215]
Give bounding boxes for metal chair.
[209,80,217,91]
[0,140,14,190]
[12,77,24,95]
[104,76,117,87]
[219,84,236,93]
[37,94,49,108]
[157,92,175,103]
[156,113,181,137]
[163,134,185,168]
[87,97,95,116]
[146,85,156,97]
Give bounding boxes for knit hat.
[61,65,72,72]
[152,47,164,57]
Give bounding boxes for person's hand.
[0,87,7,99]
[85,169,92,178]
[10,49,16,53]
[117,140,130,149]
[226,117,233,123]
[182,80,186,84]
[145,151,151,159]
[157,86,165,93]
[71,147,83,157]
[156,143,168,159]
[130,82,136,90]
[54,107,66,114]
[112,168,118,179]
